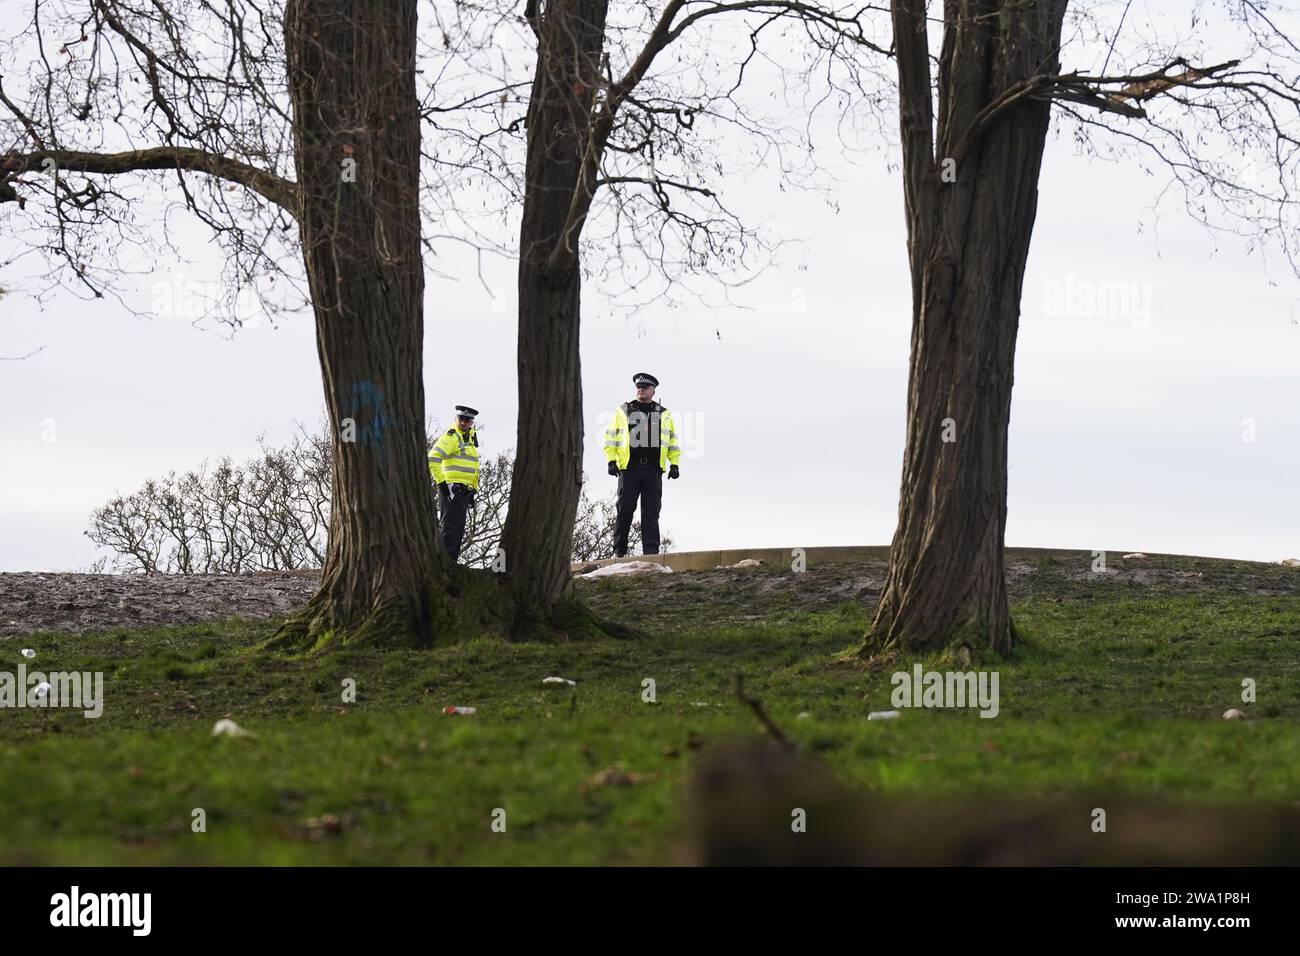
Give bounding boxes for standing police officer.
[429,405,480,562]
[603,373,681,557]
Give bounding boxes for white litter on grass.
[20,648,35,659]
[1123,553,1147,559]
[720,559,765,569]
[1280,558,1300,567]
[796,712,813,720]
[542,676,576,686]
[868,710,901,721]
[1223,708,1245,720]
[212,719,251,737]
[583,561,672,578]
[33,681,50,700]
[443,706,477,716]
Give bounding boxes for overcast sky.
[2,3,1298,572]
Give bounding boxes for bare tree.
[864,1,1300,658]
[87,430,331,573]
[498,0,887,633]
[0,1,509,648]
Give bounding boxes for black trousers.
[614,464,662,556]
[440,485,475,561]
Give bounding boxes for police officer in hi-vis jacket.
[428,405,480,561]
[603,373,681,557]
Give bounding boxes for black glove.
[668,464,680,479]
[437,482,450,499]
[607,461,619,477]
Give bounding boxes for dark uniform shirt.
[625,400,662,467]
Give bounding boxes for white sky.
[2,3,1298,571]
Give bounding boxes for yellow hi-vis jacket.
[428,426,480,490]
[603,401,681,472]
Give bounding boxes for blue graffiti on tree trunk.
[345,380,391,453]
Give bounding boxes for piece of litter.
[20,648,35,659]
[720,558,765,569]
[542,676,576,686]
[581,764,658,791]
[1280,558,1300,567]
[868,710,901,721]
[442,706,476,716]
[33,681,51,700]
[212,718,251,737]
[1122,552,1147,559]
[796,712,813,720]
[1223,708,1244,720]
[583,561,672,578]
[690,701,713,707]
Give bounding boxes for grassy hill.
[1,548,1297,864]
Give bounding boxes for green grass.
[1,591,1298,864]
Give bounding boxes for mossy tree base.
[860,611,1020,666]
[265,568,643,655]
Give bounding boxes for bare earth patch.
[0,549,1294,638]
[0,571,320,637]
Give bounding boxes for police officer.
[429,405,480,561]
[603,373,681,557]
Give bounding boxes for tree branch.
[612,0,889,112]
[597,174,716,198]
[949,59,1247,172]
[891,0,936,284]
[1,147,298,214]
[735,673,793,750]
[0,346,46,361]
[545,0,888,277]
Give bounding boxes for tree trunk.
[865,0,1069,659]
[273,0,448,649]
[500,0,612,635]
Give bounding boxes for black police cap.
[454,405,478,419]
[632,372,659,388]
